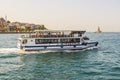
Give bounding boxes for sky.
[0,0,120,32]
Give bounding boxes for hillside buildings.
[0,17,46,32]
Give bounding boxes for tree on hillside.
[25,27,31,32]
[38,25,46,30]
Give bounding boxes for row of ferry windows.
[35,38,80,44]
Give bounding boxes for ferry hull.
[17,30,98,51]
[17,42,98,51]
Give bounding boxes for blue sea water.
[0,33,120,80]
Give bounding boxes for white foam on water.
[0,47,98,54]
[0,48,58,54]
[0,48,20,54]
[18,50,57,54]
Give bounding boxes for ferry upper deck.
[20,30,86,38]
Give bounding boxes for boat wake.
[0,48,20,54]
[0,47,98,54]
[0,48,59,54]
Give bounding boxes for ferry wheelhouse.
[17,30,98,51]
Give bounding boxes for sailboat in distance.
[95,26,102,33]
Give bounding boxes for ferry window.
[53,39,55,42]
[60,39,63,43]
[53,39,56,43]
[44,39,48,43]
[55,39,58,43]
[60,39,68,43]
[69,39,74,43]
[51,39,53,43]
[80,38,84,43]
[69,38,80,43]
[22,39,27,44]
[31,40,33,42]
[35,39,42,44]
[35,39,39,44]
[76,38,80,42]
[47,39,51,43]
[83,36,89,40]
[40,39,43,43]
[35,39,59,44]
[65,39,68,43]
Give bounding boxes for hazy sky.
[0,0,120,32]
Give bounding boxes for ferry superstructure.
[17,30,98,51]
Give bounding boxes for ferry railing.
[20,34,76,38]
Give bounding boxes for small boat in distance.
[17,30,98,51]
[95,27,102,33]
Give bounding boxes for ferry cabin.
[17,30,98,51]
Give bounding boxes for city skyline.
[0,0,120,32]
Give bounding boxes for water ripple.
[0,33,120,80]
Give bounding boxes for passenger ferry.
[17,30,98,51]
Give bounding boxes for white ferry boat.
[17,30,98,51]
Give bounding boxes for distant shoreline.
[0,32,33,34]
[0,32,119,34]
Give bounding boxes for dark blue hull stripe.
[22,42,97,48]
